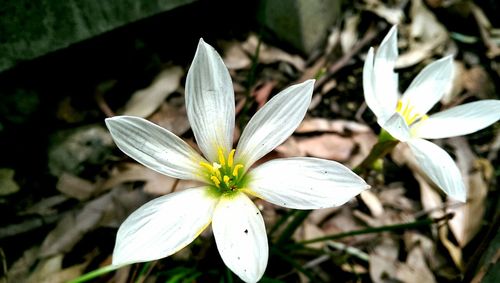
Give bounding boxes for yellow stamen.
[232,164,244,177]
[218,148,226,166]
[396,100,403,112]
[227,149,235,167]
[200,161,214,172]
[214,168,222,180]
[211,176,221,187]
[223,175,230,185]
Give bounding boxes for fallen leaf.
[103,163,178,196]
[48,125,114,177]
[340,15,360,54]
[56,173,95,200]
[296,118,371,134]
[396,245,436,283]
[369,237,399,283]
[447,137,489,247]
[121,66,184,117]
[396,0,448,68]
[242,34,305,71]
[222,41,252,70]
[39,186,148,257]
[0,168,19,196]
[251,81,276,109]
[364,0,404,25]
[149,98,190,136]
[360,190,384,217]
[276,134,355,161]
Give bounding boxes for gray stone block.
[0,0,196,72]
[258,0,340,55]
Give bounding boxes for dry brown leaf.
[149,99,190,136]
[48,125,114,177]
[242,34,305,71]
[222,41,252,70]
[396,246,436,283]
[251,81,276,109]
[7,247,39,283]
[56,173,95,200]
[26,254,88,283]
[369,237,399,283]
[39,186,148,257]
[340,15,360,54]
[121,66,184,117]
[360,190,384,217]
[296,118,371,134]
[103,163,177,196]
[293,221,325,249]
[411,156,464,269]
[275,134,356,161]
[447,137,489,247]
[364,0,404,25]
[396,0,448,68]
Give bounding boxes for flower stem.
[353,129,399,174]
[68,265,119,283]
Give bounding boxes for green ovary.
[200,148,246,194]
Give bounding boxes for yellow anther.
[200,161,214,172]
[217,148,226,166]
[223,175,230,185]
[232,164,244,177]
[396,100,403,112]
[211,175,221,187]
[214,168,222,180]
[228,149,236,167]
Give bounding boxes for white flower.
[363,26,500,202]
[106,39,369,282]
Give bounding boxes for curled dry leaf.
[242,34,305,71]
[393,143,464,268]
[396,0,448,68]
[121,66,184,118]
[364,0,404,25]
[447,137,489,247]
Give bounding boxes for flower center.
[396,99,428,126]
[200,148,245,193]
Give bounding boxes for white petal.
[381,112,411,142]
[185,39,235,162]
[402,56,454,115]
[412,100,500,139]
[105,116,206,181]
[235,80,314,168]
[407,138,466,202]
[247,157,369,209]
[372,25,399,122]
[112,187,218,266]
[363,47,384,119]
[212,192,268,283]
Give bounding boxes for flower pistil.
[200,148,245,193]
